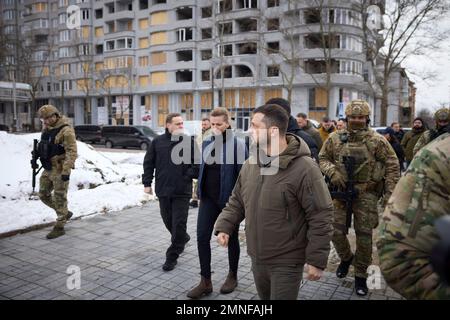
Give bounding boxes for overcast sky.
[395,8,450,113]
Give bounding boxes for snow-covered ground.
[0,131,154,235]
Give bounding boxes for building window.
[267,65,280,77]
[176,50,193,62]
[201,49,212,60]
[267,0,280,7]
[201,70,211,81]
[236,0,257,9]
[176,70,193,82]
[237,42,257,55]
[267,41,279,54]
[218,22,233,35]
[202,28,212,39]
[201,6,212,18]
[267,18,279,31]
[177,28,193,42]
[217,44,233,57]
[176,7,193,20]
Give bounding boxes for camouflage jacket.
[377,133,450,300]
[44,116,78,175]
[412,130,432,156]
[318,128,400,197]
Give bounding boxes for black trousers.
[197,196,240,279]
[158,197,190,262]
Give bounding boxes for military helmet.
[434,108,450,122]
[38,105,60,118]
[345,100,371,117]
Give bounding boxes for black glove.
[61,175,70,182]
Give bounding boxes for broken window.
[216,66,232,79]
[236,18,257,32]
[201,28,212,39]
[267,65,280,77]
[267,0,280,7]
[201,49,212,60]
[304,9,321,24]
[267,18,279,31]
[236,0,257,9]
[139,0,148,10]
[96,44,103,54]
[176,70,193,82]
[217,0,232,13]
[218,22,233,35]
[235,65,253,77]
[304,34,339,49]
[176,50,193,62]
[201,70,211,81]
[237,42,257,55]
[267,41,280,54]
[218,44,233,57]
[153,0,166,4]
[95,9,103,19]
[176,7,193,20]
[201,6,212,18]
[177,28,193,42]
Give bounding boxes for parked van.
[74,125,103,143]
[101,125,158,150]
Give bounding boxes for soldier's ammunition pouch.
[38,124,68,171]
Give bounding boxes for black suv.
[101,125,158,150]
[74,125,103,144]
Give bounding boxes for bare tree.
[360,0,450,125]
[19,27,58,131]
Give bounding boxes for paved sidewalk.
[0,202,404,300]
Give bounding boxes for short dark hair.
[253,104,289,135]
[297,112,308,119]
[322,116,330,122]
[390,122,399,127]
[166,113,182,124]
[265,98,291,115]
[202,118,210,122]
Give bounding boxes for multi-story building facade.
[1,0,388,131]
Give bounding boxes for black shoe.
[336,255,354,278]
[66,211,73,220]
[355,276,368,296]
[189,200,198,208]
[162,260,177,271]
[184,234,191,245]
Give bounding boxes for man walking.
[215,104,334,300]
[143,113,200,271]
[36,105,77,239]
[187,108,248,299]
[319,100,400,296]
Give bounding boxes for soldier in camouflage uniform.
[413,108,450,156]
[319,100,400,296]
[378,133,450,299]
[37,105,78,239]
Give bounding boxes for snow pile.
[0,131,153,235]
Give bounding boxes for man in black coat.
[266,98,319,161]
[143,113,200,271]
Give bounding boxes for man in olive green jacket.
[214,104,334,300]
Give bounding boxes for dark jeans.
[251,260,304,300]
[158,197,190,262]
[197,196,240,279]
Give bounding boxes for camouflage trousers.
[332,192,379,278]
[39,169,70,229]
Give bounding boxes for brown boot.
[220,271,237,294]
[187,276,213,299]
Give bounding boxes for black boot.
[355,276,368,296]
[336,255,354,278]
